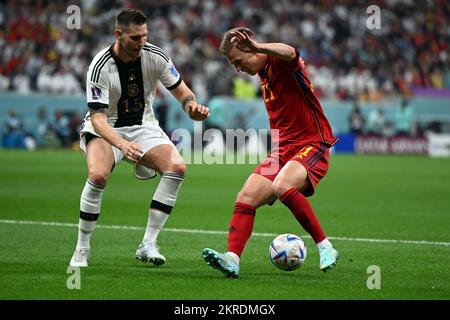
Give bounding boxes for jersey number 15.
[122,98,144,113]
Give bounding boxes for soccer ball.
[269,233,307,271]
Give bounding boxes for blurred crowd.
[0,0,449,102]
[348,98,419,137]
[2,99,417,150]
[2,106,82,149]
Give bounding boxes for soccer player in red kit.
[202,27,339,278]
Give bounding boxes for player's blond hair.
[219,27,256,55]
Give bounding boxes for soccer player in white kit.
[69,9,209,267]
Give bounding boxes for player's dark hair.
[219,27,256,55]
[116,9,147,28]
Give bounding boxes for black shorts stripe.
[150,200,173,214]
[306,150,321,165]
[143,48,169,62]
[309,154,323,169]
[83,132,102,147]
[92,52,112,83]
[309,144,327,168]
[144,44,169,61]
[306,152,323,169]
[165,77,182,90]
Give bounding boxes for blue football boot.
[202,248,240,278]
[319,246,339,272]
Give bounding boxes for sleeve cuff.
[88,102,109,110]
[165,77,182,91]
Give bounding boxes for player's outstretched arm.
[231,30,296,62]
[170,80,210,121]
[90,109,143,163]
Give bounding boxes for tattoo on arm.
[181,95,196,112]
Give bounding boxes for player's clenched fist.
[187,103,210,121]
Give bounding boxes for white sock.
[153,172,184,207]
[76,219,97,249]
[142,209,169,244]
[80,180,104,213]
[142,172,184,244]
[317,238,333,249]
[227,251,240,265]
[76,180,103,249]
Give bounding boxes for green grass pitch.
[0,149,449,299]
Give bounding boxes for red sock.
[279,188,326,243]
[227,202,256,257]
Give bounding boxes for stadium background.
[0,0,449,301]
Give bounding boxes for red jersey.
[258,49,338,149]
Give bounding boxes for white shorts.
[79,124,174,180]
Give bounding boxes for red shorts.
[254,142,329,197]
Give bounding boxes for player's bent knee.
[272,179,293,198]
[236,189,257,205]
[88,172,109,187]
[169,162,186,175]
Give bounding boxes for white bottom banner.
[427,133,450,157]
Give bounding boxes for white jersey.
[81,42,181,135]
